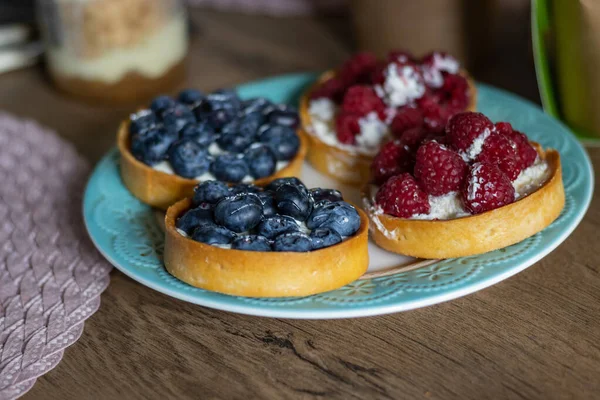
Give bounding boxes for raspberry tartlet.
[118,89,307,209]
[362,112,565,259]
[164,178,369,297]
[300,50,477,185]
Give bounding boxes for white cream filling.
[308,98,336,120]
[176,203,353,249]
[381,64,426,107]
[176,228,188,237]
[47,15,188,83]
[369,159,550,221]
[513,159,549,198]
[412,192,470,220]
[152,148,289,183]
[307,99,390,157]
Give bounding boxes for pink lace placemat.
[0,114,112,399]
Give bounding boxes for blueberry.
[207,89,242,109]
[206,107,237,132]
[162,103,196,135]
[309,188,344,208]
[167,139,211,178]
[267,107,300,128]
[192,181,230,206]
[259,125,300,161]
[257,215,301,239]
[210,154,250,183]
[176,205,215,235]
[130,127,175,166]
[231,235,272,252]
[310,228,342,250]
[129,110,157,136]
[195,90,242,131]
[244,144,277,179]
[150,95,175,114]
[178,89,204,105]
[273,232,312,252]
[214,193,263,233]
[257,191,276,217]
[306,201,361,236]
[217,122,256,153]
[265,177,305,192]
[242,97,272,114]
[179,122,216,147]
[192,224,235,245]
[275,184,313,221]
[229,183,261,195]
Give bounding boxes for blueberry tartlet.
[299,50,477,185]
[164,178,369,297]
[118,88,307,209]
[362,112,564,259]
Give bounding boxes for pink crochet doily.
[0,114,112,399]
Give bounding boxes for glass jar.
[37,0,188,103]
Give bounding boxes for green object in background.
[531,0,599,143]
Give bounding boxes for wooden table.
[2,9,598,400]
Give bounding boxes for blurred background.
[0,0,558,161]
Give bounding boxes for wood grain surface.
[0,7,597,400]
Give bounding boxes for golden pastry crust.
[299,69,477,185]
[362,148,564,259]
[163,198,370,297]
[117,121,308,210]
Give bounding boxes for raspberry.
[418,95,451,133]
[477,133,522,180]
[398,127,429,149]
[414,141,468,195]
[310,77,346,103]
[462,163,515,214]
[387,50,415,64]
[492,122,537,169]
[371,140,413,185]
[446,112,494,153]
[339,52,378,85]
[504,129,538,170]
[336,113,360,144]
[341,85,386,118]
[494,121,513,136]
[376,173,430,218]
[390,107,424,138]
[442,73,469,111]
[370,63,387,85]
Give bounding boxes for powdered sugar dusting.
[308,101,390,156]
[466,163,484,201]
[421,53,459,88]
[431,52,459,73]
[460,128,491,161]
[355,112,389,152]
[381,64,426,107]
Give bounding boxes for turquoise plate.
[83,73,593,319]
